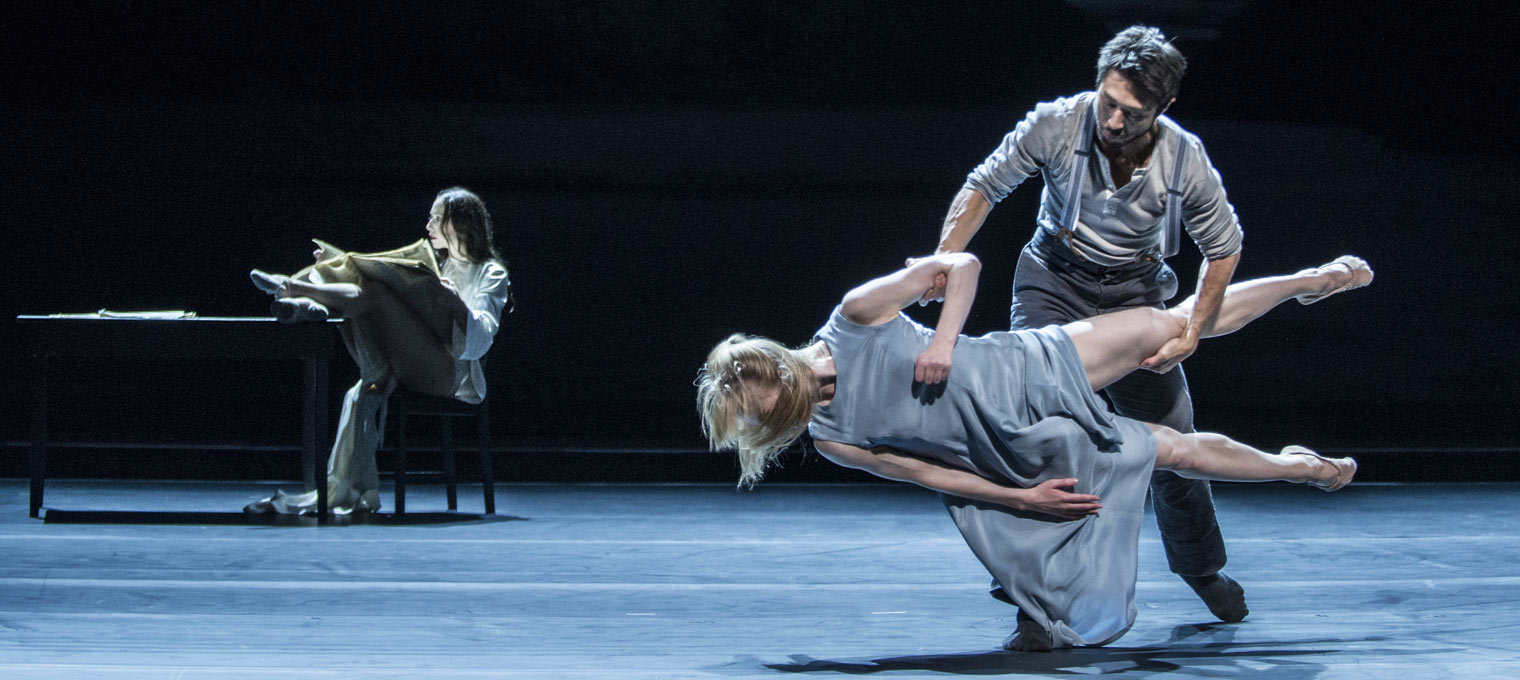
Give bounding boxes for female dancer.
[697,252,1371,650]
[245,187,510,515]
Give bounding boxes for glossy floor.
[2,479,1516,678]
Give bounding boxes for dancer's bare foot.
[1284,445,1357,491]
[1002,613,1053,652]
[1295,256,1373,305]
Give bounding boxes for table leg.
[304,358,330,525]
[314,359,328,522]
[28,356,48,519]
[301,362,317,492]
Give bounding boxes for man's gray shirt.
[965,92,1243,267]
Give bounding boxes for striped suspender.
[1060,98,1095,234]
[1161,131,1190,259]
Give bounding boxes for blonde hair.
[696,334,819,487]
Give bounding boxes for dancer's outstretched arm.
[814,439,1102,519]
[840,253,981,384]
[819,427,1354,500]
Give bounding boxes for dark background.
[3,0,1516,483]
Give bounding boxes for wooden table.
[17,315,342,523]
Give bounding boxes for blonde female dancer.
[698,253,1370,649]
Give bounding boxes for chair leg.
[395,406,409,515]
[442,416,458,511]
[479,403,495,515]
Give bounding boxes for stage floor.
[1,479,1516,678]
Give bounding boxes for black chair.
[391,389,495,515]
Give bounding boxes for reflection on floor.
[2,479,1516,679]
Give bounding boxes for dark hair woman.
[245,187,510,516]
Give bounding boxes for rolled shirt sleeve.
[1178,135,1243,260]
[963,97,1078,205]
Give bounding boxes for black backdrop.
[3,1,1516,482]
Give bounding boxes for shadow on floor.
[766,625,1404,676]
[41,509,528,526]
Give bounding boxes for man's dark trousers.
[1005,231,1227,578]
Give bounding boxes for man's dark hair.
[1095,26,1187,112]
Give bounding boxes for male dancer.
[930,26,1249,622]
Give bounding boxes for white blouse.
[442,258,510,404]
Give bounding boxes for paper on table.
[47,310,199,319]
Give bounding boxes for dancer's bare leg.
[1067,257,1372,390]
[1154,426,1320,483]
[1149,425,1355,491]
[1173,256,1373,338]
[284,278,456,396]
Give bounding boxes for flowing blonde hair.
[696,334,818,487]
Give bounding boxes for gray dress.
[809,307,1157,647]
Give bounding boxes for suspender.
[1161,128,1190,259]
[1059,100,1095,235]
[1061,95,1189,261]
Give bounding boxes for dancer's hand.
[906,257,948,305]
[1141,333,1197,373]
[915,341,954,384]
[1019,478,1102,519]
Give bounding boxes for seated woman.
[697,253,1371,650]
[244,187,511,515]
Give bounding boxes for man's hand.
[907,257,948,306]
[914,342,954,384]
[1140,333,1197,373]
[1018,478,1102,519]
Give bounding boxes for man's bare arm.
[936,188,994,255]
[918,189,994,303]
[1142,251,1240,372]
